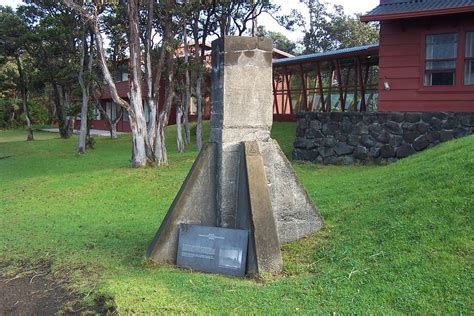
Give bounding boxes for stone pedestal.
[210,37,273,228]
[147,37,323,274]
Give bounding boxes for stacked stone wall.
[293,112,474,165]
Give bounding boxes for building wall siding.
[378,15,474,112]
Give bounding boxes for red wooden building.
[272,0,474,118]
[361,0,474,112]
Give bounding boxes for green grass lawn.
[0,124,472,313]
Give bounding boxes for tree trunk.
[143,0,157,161]
[15,56,33,141]
[77,31,93,154]
[96,100,121,139]
[47,97,55,125]
[195,73,203,151]
[128,0,147,167]
[183,106,191,145]
[63,86,74,138]
[154,55,175,165]
[52,82,70,139]
[130,116,147,167]
[77,90,89,153]
[110,122,118,139]
[154,119,167,165]
[182,27,191,145]
[176,95,184,153]
[192,20,204,151]
[251,0,258,37]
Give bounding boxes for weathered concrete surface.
[244,141,283,273]
[147,143,217,263]
[210,36,323,243]
[260,140,323,243]
[211,37,273,228]
[211,37,323,242]
[234,143,257,273]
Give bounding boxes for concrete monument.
[147,36,323,274]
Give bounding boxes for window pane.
[426,33,457,59]
[93,106,100,120]
[425,72,455,86]
[426,33,457,45]
[426,60,456,70]
[465,60,474,85]
[111,102,118,120]
[466,32,474,58]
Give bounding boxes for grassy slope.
[0,124,472,313]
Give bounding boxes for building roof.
[272,44,379,67]
[360,0,474,22]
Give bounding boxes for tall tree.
[65,0,188,166]
[181,26,191,145]
[300,0,379,53]
[126,0,148,166]
[65,0,149,167]
[0,6,34,140]
[77,29,94,154]
[18,0,81,139]
[256,25,297,55]
[190,4,213,151]
[153,0,180,165]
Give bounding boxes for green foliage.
[17,2,80,85]
[299,0,379,53]
[0,96,48,128]
[256,26,297,55]
[0,97,21,128]
[27,96,49,125]
[86,135,95,149]
[0,122,472,313]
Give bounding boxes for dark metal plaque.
[177,224,248,277]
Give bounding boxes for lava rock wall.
[293,112,474,165]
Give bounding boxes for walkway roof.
[272,44,379,68]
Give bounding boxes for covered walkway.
[272,44,379,120]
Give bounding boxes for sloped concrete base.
[147,140,323,273]
[146,143,217,264]
[260,140,324,243]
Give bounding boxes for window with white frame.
[424,33,457,86]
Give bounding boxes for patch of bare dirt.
[0,264,115,315]
[0,274,77,315]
